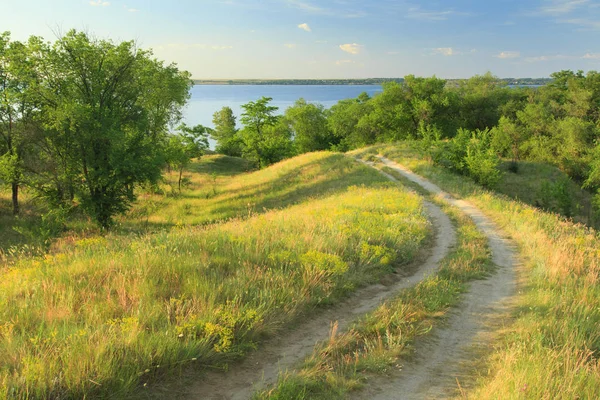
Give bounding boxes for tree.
[454,72,508,131]
[29,30,191,228]
[0,32,37,215]
[283,98,332,153]
[166,124,210,192]
[212,106,242,156]
[239,96,289,167]
[327,93,371,151]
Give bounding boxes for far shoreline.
[193,78,551,86]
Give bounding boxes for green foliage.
[284,98,334,153]
[212,106,243,156]
[463,128,503,188]
[165,124,210,192]
[240,97,293,168]
[25,30,192,228]
[539,177,575,217]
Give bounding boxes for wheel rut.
[176,158,457,400]
[353,156,518,400]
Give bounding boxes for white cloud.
[335,59,355,65]
[90,0,110,6]
[525,54,570,62]
[495,51,521,59]
[127,8,138,12]
[433,47,455,56]
[298,23,311,32]
[561,18,600,29]
[284,43,297,48]
[541,0,590,15]
[583,52,600,59]
[339,43,363,54]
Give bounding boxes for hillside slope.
[0,152,430,399]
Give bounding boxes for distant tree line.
[213,71,600,218]
[0,30,207,228]
[195,78,552,86]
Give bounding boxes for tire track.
[354,156,518,400]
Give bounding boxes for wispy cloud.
[335,59,355,65]
[406,6,470,21]
[525,54,571,62]
[284,43,297,48]
[339,43,363,54]
[540,0,590,15]
[298,23,311,32]
[583,52,600,58]
[285,0,366,18]
[433,47,455,56]
[560,17,600,29]
[89,0,110,6]
[495,51,521,59]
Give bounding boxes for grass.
[255,192,493,399]
[496,160,595,228]
[0,152,430,399]
[361,142,600,399]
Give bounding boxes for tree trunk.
[12,181,19,215]
[178,167,183,192]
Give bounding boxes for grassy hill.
[0,152,430,398]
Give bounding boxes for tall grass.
[0,152,429,399]
[365,143,600,399]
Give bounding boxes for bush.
[463,129,503,188]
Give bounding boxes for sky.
[1,0,599,79]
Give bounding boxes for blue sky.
[1,0,599,78]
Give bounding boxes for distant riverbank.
[193,78,552,86]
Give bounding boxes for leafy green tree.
[402,75,453,137]
[284,98,333,153]
[0,32,36,215]
[240,96,292,167]
[491,116,528,164]
[212,106,242,156]
[166,124,210,191]
[454,72,508,131]
[327,93,372,150]
[29,30,191,228]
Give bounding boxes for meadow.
[0,152,430,399]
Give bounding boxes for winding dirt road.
[354,156,518,400]
[178,161,457,400]
[175,155,518,400]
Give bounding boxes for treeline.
[213,71,600,220]
[0,31,208,228]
